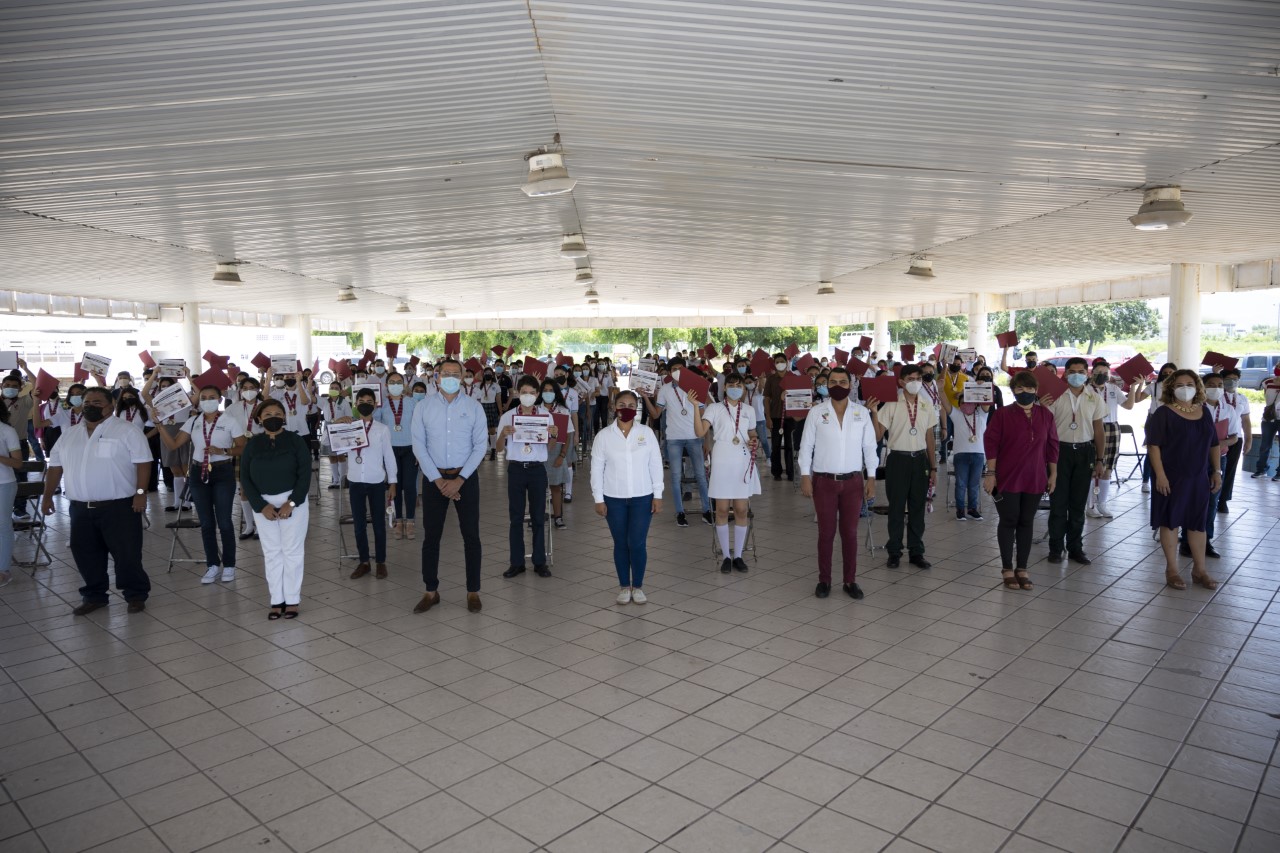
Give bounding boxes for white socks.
[716,524,730,557]
[564,471,574,499]
[734,525,749,559]
[1097,478,1111,507]
[240,499,256,532]
[329,460,341,481]
[173,476,187,504]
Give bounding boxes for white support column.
[361,321,379,356]
[294,314,313,369]
[968,292,990,352]
[873,307,895,356]
[817,322,830,359]
[182,302,201,370]
[1167,263,1204,370]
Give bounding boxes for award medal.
[727,399,742,445]
[390,397,404,432]
[353,421,372,465]
[1067,388,1081,430]
[906,396,919,436]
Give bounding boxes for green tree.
[888,316,967,348]
[989,301,1158,353]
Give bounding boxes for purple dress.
[1146,405,1219,532]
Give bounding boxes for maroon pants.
[813,473,863,585]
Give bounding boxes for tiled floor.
[2,454,1279,853]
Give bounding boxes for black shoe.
[956,509,965,521]
[488,449,496,461]
[1217,503,1229,514]
[909,555,932,569]
[72,601,107,616]
[886,555,901,568]
[164,505,178,513]
[240,530,257,541]
[1068,551,1092,565]
[327,483,341,490]
[563,496,573,504]
[732,558,749,573]
[1047,552,1064,563]
[720,558,732,574]
[815,582,830,598]
[1251,471,1267,479]
[1179,542,1192,557]
[702,511,714,526]
[127,600,146,613]
[786,475,795,482]
[843,583,864,600]
[534,565,552,577]
[967,508,983,520]
[676,513,689,528]
[503,565,526,578]
[1204,544,1220,559]
[772,474,782,481]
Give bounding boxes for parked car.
[1237,353,1280,388]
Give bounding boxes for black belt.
[71,497,133,509]
[438,467,462,476]
[813,472,861,481]
[1061,441,1094,449]
[508,461,543,469]
[889,450,928,458]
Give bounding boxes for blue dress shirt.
[411,391,488,481]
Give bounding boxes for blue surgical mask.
[440,376,461,394]
[412,391,426,400]
[1066,373,1088,388]
[542,391,556,404]
[816,385,829,397]
[495,366,505,375]
[727,387,744,401]
[736,366,747,374]
[1,388,17,399]
[69,395,84,408]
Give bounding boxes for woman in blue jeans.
[158,385,241,584]
[590,390,664,605]
[948,367,994,520]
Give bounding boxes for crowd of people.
[4,341,1275,614]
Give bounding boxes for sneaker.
[1086,505,1104,518]
[1096,502,1114,518]
[702,511,714,526]
[676,513,689,528]
[1141,483,1150,494]
[221,567,236,582]
[1273,474,1280,482]
[1251,471,1267,479]
[616,588,633,605]
[967,508,983,521]
[553,517,566,530]
[12,511,29,521]
[201,566,220,584]
[631,589,647,604]
[956,509,966,521]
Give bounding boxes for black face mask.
[1025,360,1038,369]
[81,405,106,423]
[356,403,375,417]
[1014,391,1038,406]
[262,417,285,433]
[978,375,993,383]
[285,378,296,387]
[922,374,935,382]
[1092,374,1108,385]
[949,363,961,373]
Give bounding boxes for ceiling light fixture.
[775,295,791,306]
[905,258,935,278]
[560,234,589,259]
[817,280,836,296]
[212,262,243,285]
[743,306,755,315]
[574,268,596,287]
[395,301,411,314]
[521,151,577,197]
[336,285,357,303]
[1129,185,1193,231]
[436,309,447,319]
[587,298,599,305]
[584,287,599,299]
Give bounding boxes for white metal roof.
[2,0,1278,328]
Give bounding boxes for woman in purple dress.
[1146,370,1221,590]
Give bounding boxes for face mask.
[413,391,426,400]
[1223,380,1238,392]
[1204,387,1224,402]
[978,375,993,384]
[1160,372,1173,382]
[737,366,747,374]
[273,379,285,389]
[262,416,285,433]
[519,393,537,408]
[775,362,787,372]
[121,397,139,407]
[828,385,851,401]
[357,403,375,417]
[1066,373,1088,388]
[1,388,17,399]
[483,374,494,382]
[423,371,434,379]
[464,377,474,386]
[82,405,105,423]
[726,387,744,401]
[542,391,556,404]
[556,377,566,385]
[815,385,829,397]
[616,407,637,423]
[374,367,386,375]
[1174,386,1197,402]
[1014,391,1038,406]
[745,382,756,390]
[922,374,935,383]
[284,378,296,388]
[1092,373,1108,385]
[69,395,84,408]
[495,366,504,375]
[439,376,461,394]
[329,388,341,397]
[380,383,402,398]
[242,389,259,401]
[905,380,923,396]
[1026,360,1038,369]
[671,369,682,381]
[948,364,961,373]
[576,371,584,378]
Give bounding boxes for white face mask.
[387,383,404,396]
[775,362,787,372]
[671,369,681,381]
[241,389,259,401]
[199,399,220,414]
[519,393,537,408]
[905,380,923,396]
[374,366,386,375]
[273,379,285,388]
[1204,387,1224,402]
[1174,385,1197,402]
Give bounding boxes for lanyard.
[962,406,979,440]
[354,421,373,463]
[201,416,218,479]
[905,396,919,433]
[725,400,743,439]
[389,397,404,426]
[923,383,940,405]
[123,408,137,423]
[284,392,298,415]
[1066,390,1082,425]
[70,410,81,426]
[327,399,337,419]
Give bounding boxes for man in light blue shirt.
[410,359,488,614]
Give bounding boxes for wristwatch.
[135,488,145,496]
[288,500,297,508]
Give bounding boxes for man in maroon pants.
[797,366,879,600]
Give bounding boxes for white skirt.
[708,440,761,500]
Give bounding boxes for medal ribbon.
[389,397,404,427]
[284,392,297,416]
[201,416,217,482]
[905,396,919,432]
[354,420,372,464]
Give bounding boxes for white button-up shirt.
[590,421,664,503]
[498,405,554,462]
[48,416,152,502]
[797,399,879,477]
[181,413,238,464]
[345,419,399,484]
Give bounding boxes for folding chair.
[337,478,362,561]
[1115,424,1145,484]
[864,464,887,555]
[524,490,554,566]
[13,461,51,571]
[166,479,205,573]
[709,499,755,563]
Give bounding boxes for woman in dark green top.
[239,399,312,619]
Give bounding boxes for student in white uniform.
[1188,372,1240,558]
[158,385,241,584]
[48,383,87,434]
[0,402,24,587]
[948,394,991,522]
[554,365,581,501]
[641,357,712,528]
[1216,366,1252,514]
[319,379,354,490]
[746,374,770,461]
[142,373,195,513]
[690,373,759,574]
[540,378,576,530]
[375,372,419,540]
[1085,358,1139,518]
[498,376,556,578]
[346,389,398,580]
[479,367,502,460]
[578,365,599,451]
[226,377,266,539]
[1137,362,1176,493]
[267,369,312,435]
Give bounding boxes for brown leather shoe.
[467,593,482,613]
[72,601,107,616]
[375,563,387,579]
[126,601,146,613]
[350,562,370,579]
[413,592,440,613]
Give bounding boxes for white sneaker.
[220,567,236,582]
[631,589,647,605]
[616,588,632,605]
[1097,502,1114,518]
[1141,483,1151,494]
[1086,505,1104,519]
[201,566,220,584]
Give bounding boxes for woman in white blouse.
[590,390,664,605]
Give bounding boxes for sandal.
[1165,570,1187,591]
[1001,569,1019,589]
[267,603,286,620]
[1192,573,1219,591]
[283,605,300,619]
[1014,570,1033,590]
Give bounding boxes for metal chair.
[523,490,554,567]
[166,479,206,573]
[1115,424,1145,484]
[710,499,755,563]
[13,461,51,571]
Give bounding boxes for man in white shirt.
[642,357,712,527]
[798,366,877,600]
[346,388,398,580]
[497,376,556,578]
[1252,367,1280,481]
[40,388,153,615]
[1085,358,1138,518]
[1216,367,1252,513]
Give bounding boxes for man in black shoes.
[874,365,938,570]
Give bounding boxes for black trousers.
[885,451,930,557]
[14,439,30,514]
[770,417,799,478]
[69,499,150,603]
[1048,442,1095,555]
[593,396,610,432]
[508,462,547,567]
[147,432,162,491]
[1218,439,1243,506]
[306,412,322,458]
[995,490,1041,569]
[421,472,482,592]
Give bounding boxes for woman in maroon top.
[983,371,1059,589]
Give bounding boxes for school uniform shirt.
[919,380,945,418]
[0,422,21,485]
[579,375,599,402]
[50,405,85,431]
[562,387,580,415]
[797,399,879,478]
[1205,398,1242,455]
[1049,388,1107,442]
[590,421,664,502]
[48,416,153,502]
[318,396,353,425]
[114,408,150,433]
[269,388,309,434]
[410,391,488,482]
[224,398,265,437]
[748,387,766,423]
[1222,389,1251,424]
[181,413,238,464]
[595,372,615,399]
[478,382,501,405]
[948,404,990,453]
[345,419,398,484]
[655,382,704,441]
[878,396,940,452]
[498,405,554,462]
[1089,381,1127,424]
[374,394,418,447]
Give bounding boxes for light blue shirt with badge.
[375,394,418,447]
[411,390,488,481]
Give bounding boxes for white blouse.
[590,421,664,503]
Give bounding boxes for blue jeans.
[666,438,710,515]
[391,445,418,521]
[952,452,984,512]
[349,481,387,563]
[0,481,15,572]
[1254,419,1278,475]
[605,494,653,587]
[188,462,237,568]
[755,419,771,461]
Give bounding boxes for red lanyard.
[962,407,978,439]
[327,399,337,419]
[389,397,404,425]
[70,410,81,426]
[354,421,372,462]
[905,396,919,432]
[284,393,297,415]
[201,417,218,478]
[924,383,940,405]
[726,400,742,437]
[124,408,137,423]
